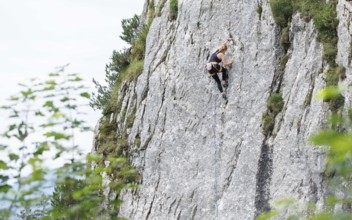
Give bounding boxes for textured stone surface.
[337,0,352,107]
[95,0,352,219]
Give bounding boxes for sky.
[0,0,145,154]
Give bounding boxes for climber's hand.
[226,60,234,68]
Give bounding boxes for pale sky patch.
[0,0,146,154]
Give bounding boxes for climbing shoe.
[222,93,227,100]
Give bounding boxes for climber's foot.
[222,92,227,100]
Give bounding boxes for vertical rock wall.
[95,0,352,219]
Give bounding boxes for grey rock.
[93,0,352,219]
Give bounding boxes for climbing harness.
[207,62,223,76]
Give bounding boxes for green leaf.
[325,196,339,205]
[81,126,92,132]
[0,145,7,150]
[70,120,83,129]
[9,110,19,118]
[35,111,45,117]
[29,95,36,101]
[9,96,19,101]
[87,175,102,185]
[70,76,83,82]
[0,160,8,170]
[28,157,41,167]
[0,184,11,193]
[73,190,82,199]
[94,166,106,173]
[8,124,16,131]
[42,86,55,91]
[310,131,352,154]
[34,144,50,156]
[53,112,65,118]
[43,101,54,108]
[310,212,334,220]
[65,104,77,109]
[44,94,56,98]
[80,92,90,99]
[86,154,102,163]
[49,73,60,77]
[328,114,344,125]
[0,105,11,109]
[40,122,56,128]
[127,183,139,189]
[60,97,70,102]
[54,151,63,159]
[0,175,9,182]
[9,153,19,161]
[257,210,277,220]
[21,88,33,97]
[316,86,340,100]
[32,169,45,181]
[309,130,340,146]
[44,132,71,140]
[45,80,57,86]
[111,199,124,208]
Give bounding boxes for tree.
[120,14,140,45]
[90,49,130,111]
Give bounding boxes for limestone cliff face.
[95,0,352,219]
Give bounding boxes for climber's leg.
[221,67,228,88]
[212,74,223,93]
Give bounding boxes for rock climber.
[206,39,234,100]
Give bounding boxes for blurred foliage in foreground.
[258,86,352,220]
[0,66,135,219]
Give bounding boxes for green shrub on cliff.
[169,0,178,20]
[269,0,343,113]
[157,0,167,16]
[262,93,284,137]
[120,15,140,45]
[91,13,151,113]
[267,93,284,115]
[269,0,293,28]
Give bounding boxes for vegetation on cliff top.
[269,0,343,113]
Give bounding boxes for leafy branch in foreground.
[0,66,92,218]
[1,66,139,219]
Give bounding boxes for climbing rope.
[211,35,240,219]
[212,84,220,220]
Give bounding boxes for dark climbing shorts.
[207,64,228,93]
